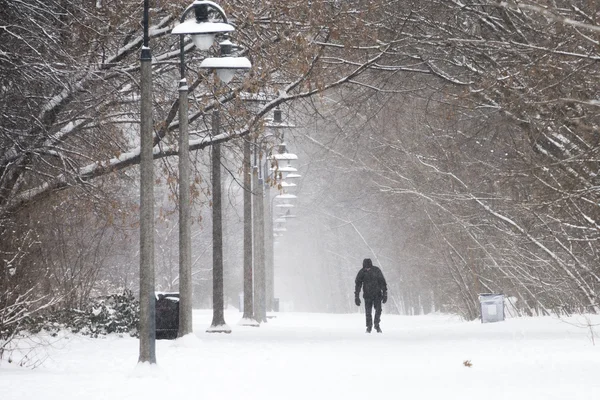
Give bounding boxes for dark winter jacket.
[355,259,387,300]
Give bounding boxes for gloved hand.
[382,292,388,304]
[355,297,361,307]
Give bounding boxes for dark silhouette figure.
[355,258,388,333]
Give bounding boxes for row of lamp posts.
[139,0,300,364]
[264,111,299,315]
[139,0,251,363]
[241,107,297,325]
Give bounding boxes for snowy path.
[2,310,599,400]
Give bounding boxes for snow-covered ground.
[2,310,599,400]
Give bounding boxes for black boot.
[375,325,382,333]
[366,326,372,333]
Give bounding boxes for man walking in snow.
[355,258,388,333]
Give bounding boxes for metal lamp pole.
[139,0,156,364]
[174,0,235,338]
[253,141,267,323]
[173,2,208,339]
[172,0,251,335]
[210,110,228,331]
[241,137,257,324]
[176,51,193,337]
[264,156,274,312]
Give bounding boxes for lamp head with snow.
[171,1,235,51]
[199,54,252,84]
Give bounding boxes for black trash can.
[155,292,179,339]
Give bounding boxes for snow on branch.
[499,2,600,34]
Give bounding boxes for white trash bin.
[479,293,505,323]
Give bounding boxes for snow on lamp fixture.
[171,2,235,51]
[199,58,252,83]
[199,41,251,83]
[172,21,234,50]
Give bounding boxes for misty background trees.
[1,0,599,338]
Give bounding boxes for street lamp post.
[176,38,192,338]
[210,109,228,332]
[172,0,251,335]
[139,0,156,364]
[253,138,267,323]
[241,128,278,326]
[247,132,278,323]
[172,0,233,338]
[241,137,258,325]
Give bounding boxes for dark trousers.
[364,297,382,328]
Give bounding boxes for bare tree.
[2,0,599,323]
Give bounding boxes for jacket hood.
[363,258,373,269]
